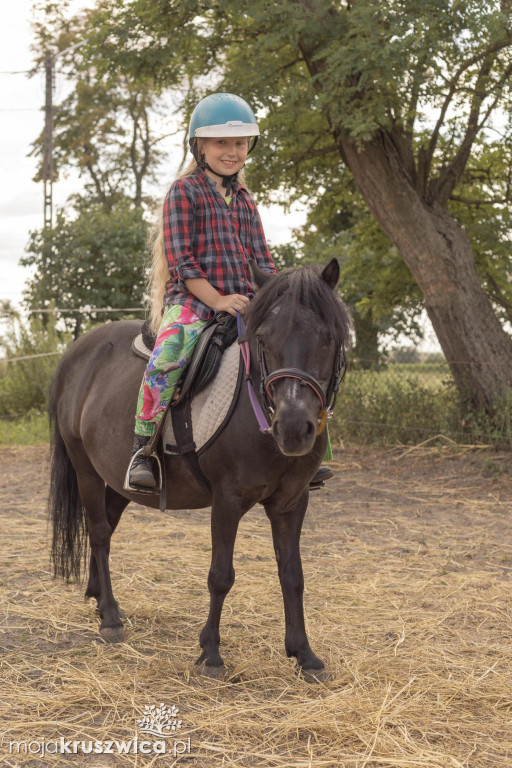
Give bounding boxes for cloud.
[0,193,40,218]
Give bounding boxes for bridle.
[237,312,347,435]
[257,338,346,434]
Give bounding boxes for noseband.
[236,312,346,435]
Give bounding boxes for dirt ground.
[1,443,512,767]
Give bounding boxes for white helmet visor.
[193,121,260,138]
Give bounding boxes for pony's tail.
[48,375,87,582]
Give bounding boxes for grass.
[0,411,49,445]
[1,444,512,767]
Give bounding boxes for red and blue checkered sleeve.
[249,206,277,275]
[163,180,208,282]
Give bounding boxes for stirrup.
[123,448,163,495]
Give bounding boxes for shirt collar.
[196,167,243,195]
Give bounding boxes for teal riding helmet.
[189,93,260,154]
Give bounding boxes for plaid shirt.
[163,169,276,320]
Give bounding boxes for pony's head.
[245,259,351,456]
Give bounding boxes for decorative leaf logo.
[136,703,183,737]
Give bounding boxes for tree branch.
[485,269,512,325]
[82,142,107,206]
[450,194,509,205]
[429,55,512,205]
[419,36,512,193]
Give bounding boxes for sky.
[0,0,307,310]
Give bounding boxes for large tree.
[218,0,512,409]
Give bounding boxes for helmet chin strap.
[197,156,241,197]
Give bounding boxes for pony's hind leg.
[85,485,129,621]
[265,493,327,681]
[197,494,241,675]
[68,443,125,643]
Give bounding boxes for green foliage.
[449,138,512,326]
[0,307,62,417]
[21,197,149,331]
[290,186,424,362]
[329,364,512,447]
[331,363,457,444]
[0,412,50,445]
[460,387,512,447]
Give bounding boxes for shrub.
[0,411,50,445]
[329,363,511,448]
[0,308,62,417]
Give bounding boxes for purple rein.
[236,311,272,433]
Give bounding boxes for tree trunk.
[352,310,381,369]
[341,134,512,410]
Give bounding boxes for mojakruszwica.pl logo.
[9,703,191,758]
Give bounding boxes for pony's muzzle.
[271,409,317,456]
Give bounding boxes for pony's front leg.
[197,494,241,674]
[265,493,326,680]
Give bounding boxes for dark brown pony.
[49,259,350,679]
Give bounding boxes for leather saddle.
[132,311,239,405]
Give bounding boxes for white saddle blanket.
[162,341,241,454]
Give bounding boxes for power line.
[0,307,146,314]
[0,351,61,364]
[0,68,70,75]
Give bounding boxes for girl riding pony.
[128,93,333,491]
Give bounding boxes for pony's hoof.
[196,662,226,680]
[99,625,126,644]
[299,666,330,683]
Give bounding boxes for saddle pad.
[132,333,152,360]
[163,341,241,455]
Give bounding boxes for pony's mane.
[245,265,351,345]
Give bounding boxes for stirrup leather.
[123,448,163,495]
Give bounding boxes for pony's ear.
[250,261,274,291]
[322,258,340,289]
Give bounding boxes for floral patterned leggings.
[135,304,207,437]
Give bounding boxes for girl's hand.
[215,293,250,316]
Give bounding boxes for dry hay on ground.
[0,444,512,767]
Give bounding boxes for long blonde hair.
[147,158,248,334]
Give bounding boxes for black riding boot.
[129,434,157,488]
[309,465,334,490]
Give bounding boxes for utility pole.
[41,40,87,231]
[43,53,54,230]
